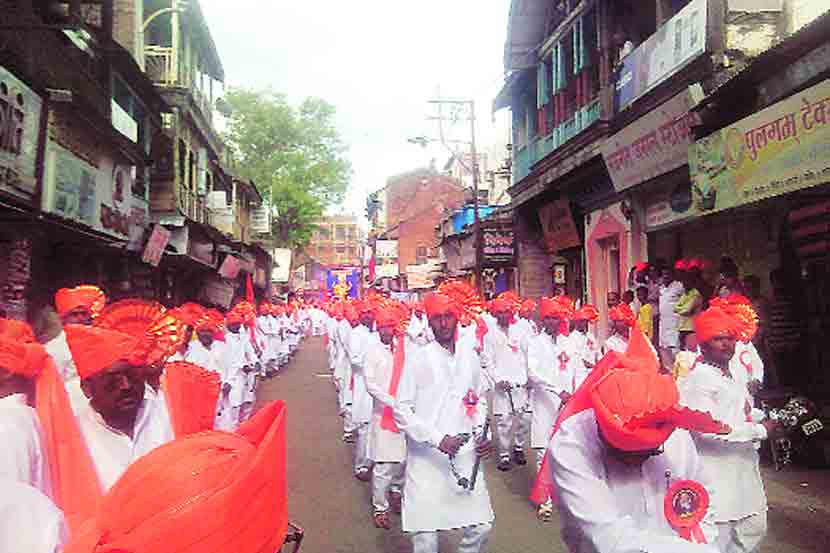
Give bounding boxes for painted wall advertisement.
[603,86,703,192]
[614,0,707,111]
[0,66,43,199]
[538,199,581,253]
[688,79,830,217]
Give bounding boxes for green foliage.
[223,88,352,248]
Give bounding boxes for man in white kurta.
[569,305,601,387]
[64,324,174,493]
[0,478,67,553]
[550,349,724,553]
[406,308,431,347]
[603,304,635,356]
[221,317,259,426]
[481,296,532,471]
[348,304,380,479]
[336,306,359,442]
[46,285,106,382]
[393,293,494,553]
[364,308,408,529]
[677,307,777,553]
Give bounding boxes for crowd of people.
[2,261,781,553]
[321,272,778,553]
[0,285,319,552]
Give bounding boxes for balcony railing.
[514,98,600,184]
[179,187,208,224]
[145,45,176,86]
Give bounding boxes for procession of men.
[1,268,784,553]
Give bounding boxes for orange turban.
[65,401,289,553]
[54,285,106,319]
[343,303,360,324]
[609,303,636,327]
[169,303,204,328]
[65,324,142,380]
[573,304,600,323]
[423,292,458,319]
[693,306,738,344]
[539,296,575,320]
[375,307,401,329]
[520,299,536,316]
[0,319,38,377]
[226,311,243,325]
[95,299,187,366]
[709,295,758,342]
[195,309,225,335]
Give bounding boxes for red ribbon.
[739,350,753,375]
[557,351,570,372]
[380,334,405,433]
[463,389,479,418]
[664,479,709,545]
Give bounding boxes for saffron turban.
[343,303,360,324]
[423,292,458,319]
[539,296,575,320]
[55,285,106,319]
[520,299,537,317]
[693,306,738,344]
[226,311,243,325]
[65,324,142,380]
[609,303,636,327]
[0,319,33,377]
[375,307,401,329]
[709,295,759,342]
[573,304,600,322]
[65,401,289,553]
[169,303,204,328]
[95,299,187,366]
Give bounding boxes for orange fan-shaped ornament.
[437,279,485,325]
[96,299,187,365]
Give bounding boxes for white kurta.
[603,334,628,356]
[569,329,601,372]
[348,324,378,426]
[0,478,67,553]
[677,361,767,522]
[659,281,684,348]
[526,332,580,449]
[0,394,51,497]
[393,334,494,533]
[72,383,174,491]
[220,330,258,406]
[44,329,78,381]
[334,320,354,408]
[405,314,430,347]
[550,409,719,553]
[481,321,531,415]
[364,341,407,463]
[729,341,764,391]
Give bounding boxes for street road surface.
[257,337,830,553]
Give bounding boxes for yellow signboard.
[689,79,830,214]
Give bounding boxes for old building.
[309,214,364,268]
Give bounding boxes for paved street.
[258,337,830,553]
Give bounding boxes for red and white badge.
[664,479,709,544]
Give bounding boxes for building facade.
[309,215,364,268]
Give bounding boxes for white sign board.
[271,248,293,283]
[376,262,399,278]
[111,99,138,143]
[250,206,271,234]
[375,239,398,259]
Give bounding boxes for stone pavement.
[257,336,830,553]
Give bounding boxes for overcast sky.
[201,0,511,218]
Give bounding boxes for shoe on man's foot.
[512,449,527,466]
[355,468,371,482]
[537,501,554,522]
[497,457,512,471]
[343,432,356,443]
[373,510,391,530]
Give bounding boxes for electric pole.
[426,98,482,293]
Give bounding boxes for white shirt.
[659,281,684,348]
[348,324,379,425]
[72,383,174,491]
[393,334,494,532]
[0,479,67,553]
[481,321,532,415]
[220,331,258,406]
[677,360,768,521]
[526,332,581,448]
[405,314,430,346]
[603,334,628,356]
[730,341,764,389]
[570,329,601,370]
[0,394,50,497]
[550,409,719,553]
[364,341,407,463]
[44,330,78,381]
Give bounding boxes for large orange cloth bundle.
[161,361,221,439]
[66,401,289,553]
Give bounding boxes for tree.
[223,89,352,248]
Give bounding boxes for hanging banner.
[689,79,830,216]
[615,0,707,111]
[603,86,703,191]
[538,199,581,253]
[142,224,171,267]
[218,255,241,279]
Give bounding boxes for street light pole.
[468,100,483,294]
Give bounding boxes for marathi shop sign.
[689,79,830,216]
[482,228,515,261]
[538,199,581,253]
[0,66,43,200]
[615,0,707,111]
[603,86,703,192]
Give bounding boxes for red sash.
[380,334,405,433]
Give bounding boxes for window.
[336,226,346,240]
[178,140,186,184]
[336,245,346,255]
[416,246,428,265]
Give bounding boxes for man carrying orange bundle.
[45,285,106,382]
[481,292,532,471]
[364,304,408,529]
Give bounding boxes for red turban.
[55,285,106,319]
[169,303,204,328]
[65,324,143,380]
[0,320,30,377]
[195,309,225,335]
[609,303,636,327]
[423,293,458,319]
[539,296,575,320]
[65,401,289,553]
[693,306,738,344]
[488,297,515,314]
[375,307,401,329]
[573,304,600,322]
[520,299,536,316]
[226,311,243,325]
[674,259,689,271]
[95,299,187,366]
[709,295,758,342]
[343,303,359,324]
